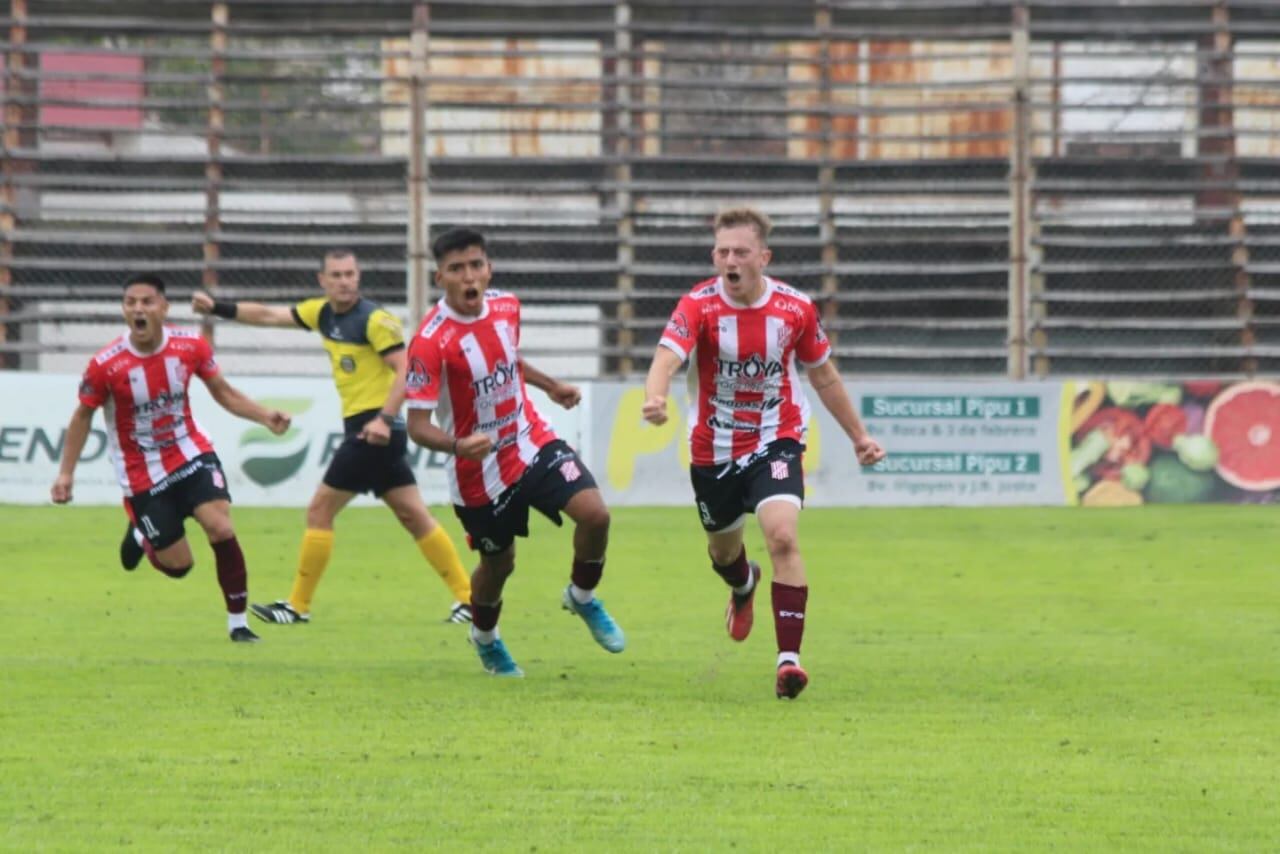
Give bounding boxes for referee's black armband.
[210,300,238,320]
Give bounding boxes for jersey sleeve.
[291,297,326,331]
[404,331,442,410]
[77,358,107,409]
[795,301,832,368]
[658,294,700,361]
[367,307,406,355]
[193,334,221,380]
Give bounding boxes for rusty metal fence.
[3,1,1280,378]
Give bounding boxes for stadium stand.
[3,1,1279,377]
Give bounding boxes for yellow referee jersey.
[291,297,405,418]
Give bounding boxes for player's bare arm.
[519,359,581,409]
[203,374,292,435]
[407,408,493,461]
[191,291,296,327]
[49,403,96,504]
[359,349,408,446]
[642,346,684,425]
[806,360,885,466]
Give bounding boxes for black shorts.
[453,439,598,555]
[125,453,232,550]
[689,439,805,533]
[322,410,417,497]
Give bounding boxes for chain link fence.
[3,1,1279,378]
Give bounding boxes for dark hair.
[321,248,356,269]
[432,227,487,262]
[124,273,167,295]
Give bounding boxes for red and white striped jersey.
[404,290,557,507]
[659,276,832,467]
[77,327,220,495]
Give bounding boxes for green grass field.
[2,504,1276,852]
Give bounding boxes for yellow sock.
[416,525,472,602]
[288,528,335,614]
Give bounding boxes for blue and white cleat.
[474,637,524,677]
[562,586,626,653]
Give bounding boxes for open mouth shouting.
[454,284,484,314]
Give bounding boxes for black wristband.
[378,412,397,427]
[452,438,458,455]
[210,299,238,320]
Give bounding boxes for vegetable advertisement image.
[1064,379,1280,506]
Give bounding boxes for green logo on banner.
[868,453,1041,475]
[239,398,314,487]
[861,396,1040,419]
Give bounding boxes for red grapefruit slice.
[1203,381,1280,492]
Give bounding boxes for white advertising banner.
[7,373,1264,508]
[584,380,1069,507]
[0,373,584,507]
[842,382,1067,506]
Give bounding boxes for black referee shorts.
[322,410,418,497]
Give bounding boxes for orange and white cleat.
[775,662,809,700]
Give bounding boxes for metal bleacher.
[3,1,1280,378]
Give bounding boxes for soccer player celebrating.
[191,249,474,626]
[50,273,292,642]
[404,227,625,677]
[641,207,886,699]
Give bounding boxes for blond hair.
[713,206,772,243]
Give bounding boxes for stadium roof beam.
[13,2,1280,40]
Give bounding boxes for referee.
[192,248,473,626]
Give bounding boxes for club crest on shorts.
[211,467,226,489]
[770,460,789,480]
[559,459,582,482]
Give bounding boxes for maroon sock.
[772,582,808,655]
[711,546,750,589]
[211,537,248,614]
[470,599,503,632]
[571,558,604,591]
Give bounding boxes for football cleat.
[775,662,809,700]
[474,637,523,677]
[562,586,625,653]
[726,560,762,642]
[446,601,473,624]
[229,626,261,643]
[119,523,143,571]
[249,599,310,625]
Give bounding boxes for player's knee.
[487,562,515,586]
[203,523,235,542]
[765,531,799,562]
[393,505,422,530]
[305,505,332,529]
[482,551,515,580]
[159,562,194,579]
[579,504,610,535]
[708,543,740,566]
